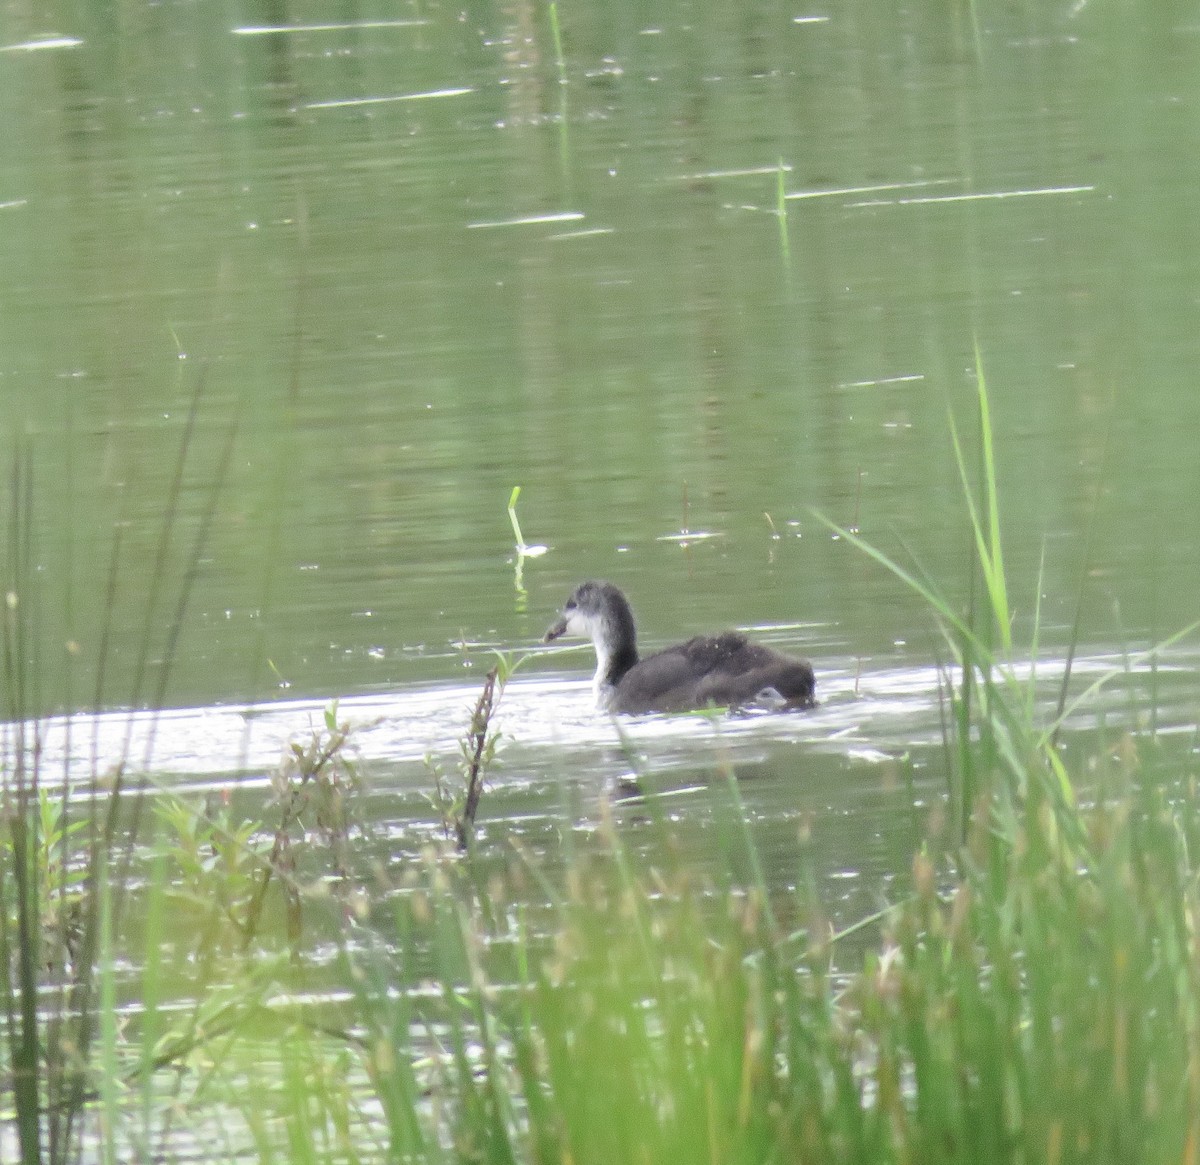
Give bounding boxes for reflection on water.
[18,645,1192,951]
[28,647,1189,786]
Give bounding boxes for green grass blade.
[974,340,1011,652]
[99,860,118,1165]
[946,392,1010,653]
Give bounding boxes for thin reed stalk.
[0,367,238,1163]
[456,665,499,852]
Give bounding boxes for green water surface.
[2,2,1196,714]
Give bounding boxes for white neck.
[592,641,617,709]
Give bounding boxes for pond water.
[3,0,1200,1022]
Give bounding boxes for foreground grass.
[160,721,1197,1165]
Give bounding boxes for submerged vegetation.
[0,370,1197,1164]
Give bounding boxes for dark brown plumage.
[544,580,815,714]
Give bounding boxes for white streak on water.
[838,374,925,389]
[673,164,793,180]
[847,184,1095,208]
[546,227,615,241]
[306,88,473,109]
[234,20,428,34]
[467,211,585,229]
[0,36,83,52]
[655,530,724,544]
[785,178,957,201]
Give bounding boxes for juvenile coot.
[544,580,815,714]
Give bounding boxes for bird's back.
[611,632,814,714]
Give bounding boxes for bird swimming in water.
[544,580,815,714]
